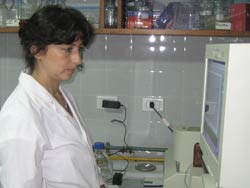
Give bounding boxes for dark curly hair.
[18,5,95,72]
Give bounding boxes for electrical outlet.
[96,96,118,109]
[142,97,164,111]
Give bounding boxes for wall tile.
[1,33,250,149]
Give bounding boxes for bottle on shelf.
[94,142,113,185]
[20,0,38,20]
[212,0,232,30]
[45,0,56,5]
[199,0,215,30]
[0,0,8,27]
[214,0,224,22]
[191,0,201,30]
[104,0,117,28]
[56,0,66,6]
[38,0,47,8]
[6,0,20,27]
[223,0,233,22]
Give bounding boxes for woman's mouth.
[65,69,75,74]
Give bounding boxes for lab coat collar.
[18,70,68,116]
[19,70,94,147]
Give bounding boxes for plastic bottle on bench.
[94,142,113,185]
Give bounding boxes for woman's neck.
[32,70,60,97]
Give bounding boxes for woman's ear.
[30,46,43,60]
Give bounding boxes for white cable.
[151,104,173,133]
[184,163,193,188]
[162,118,170,127]
[162,118,173,133]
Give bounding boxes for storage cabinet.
[1,0,250,37]
[97,0,250,37]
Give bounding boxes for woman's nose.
[72,51,83,65]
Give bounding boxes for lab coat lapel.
[19,71,93,149]
[19,71,54,109]
[19,71,70,117]
[60,88,93,149]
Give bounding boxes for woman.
[0,5,105,188]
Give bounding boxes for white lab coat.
[0,71,103,188]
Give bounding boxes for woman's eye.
[64,47,73,53]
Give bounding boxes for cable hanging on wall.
[102,100,129,149]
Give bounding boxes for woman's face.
[34,39,84,82]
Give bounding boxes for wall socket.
[142,97,164,111]
[96,96,118,109]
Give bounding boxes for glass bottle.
[38,0,47,8]
[45,0,56,5]
[56,0,65,6]
[6,0,20,27]
[104,0,117,28]
[191,0,201,30]
[94,142,113,184]
[20,0,38,20]
[222,0,233,23]
[0,0,8,27]
[214,0,224,22]
[199,0,214,30]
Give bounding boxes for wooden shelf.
[0,27,19,33]
[95,28,250,37]
[1,27,250,37]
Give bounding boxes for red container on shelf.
[127,9,153,29]
[231,4,250,32]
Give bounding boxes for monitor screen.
[200,43,250,188]
[202,59,225,159]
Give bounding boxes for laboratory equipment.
[94,142,113,184]
[200,43,250,188]
[112,151,164,187]
[163,126,201,188]
[173,126,200,173]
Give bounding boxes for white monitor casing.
[200,43,250,188]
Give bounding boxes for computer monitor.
[200,43,250,188]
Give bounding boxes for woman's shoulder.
[1,84,41,115]
[0,85,47,141]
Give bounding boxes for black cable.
[152,106,162,119]
[111,119,129,148]
[112,153,130,173]
[111,105,129,148]
[109,149,124,156]
[167,124,174,133]
[150,102,173,133]
[120,104,126,123]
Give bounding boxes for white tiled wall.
[1,33,250,149]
